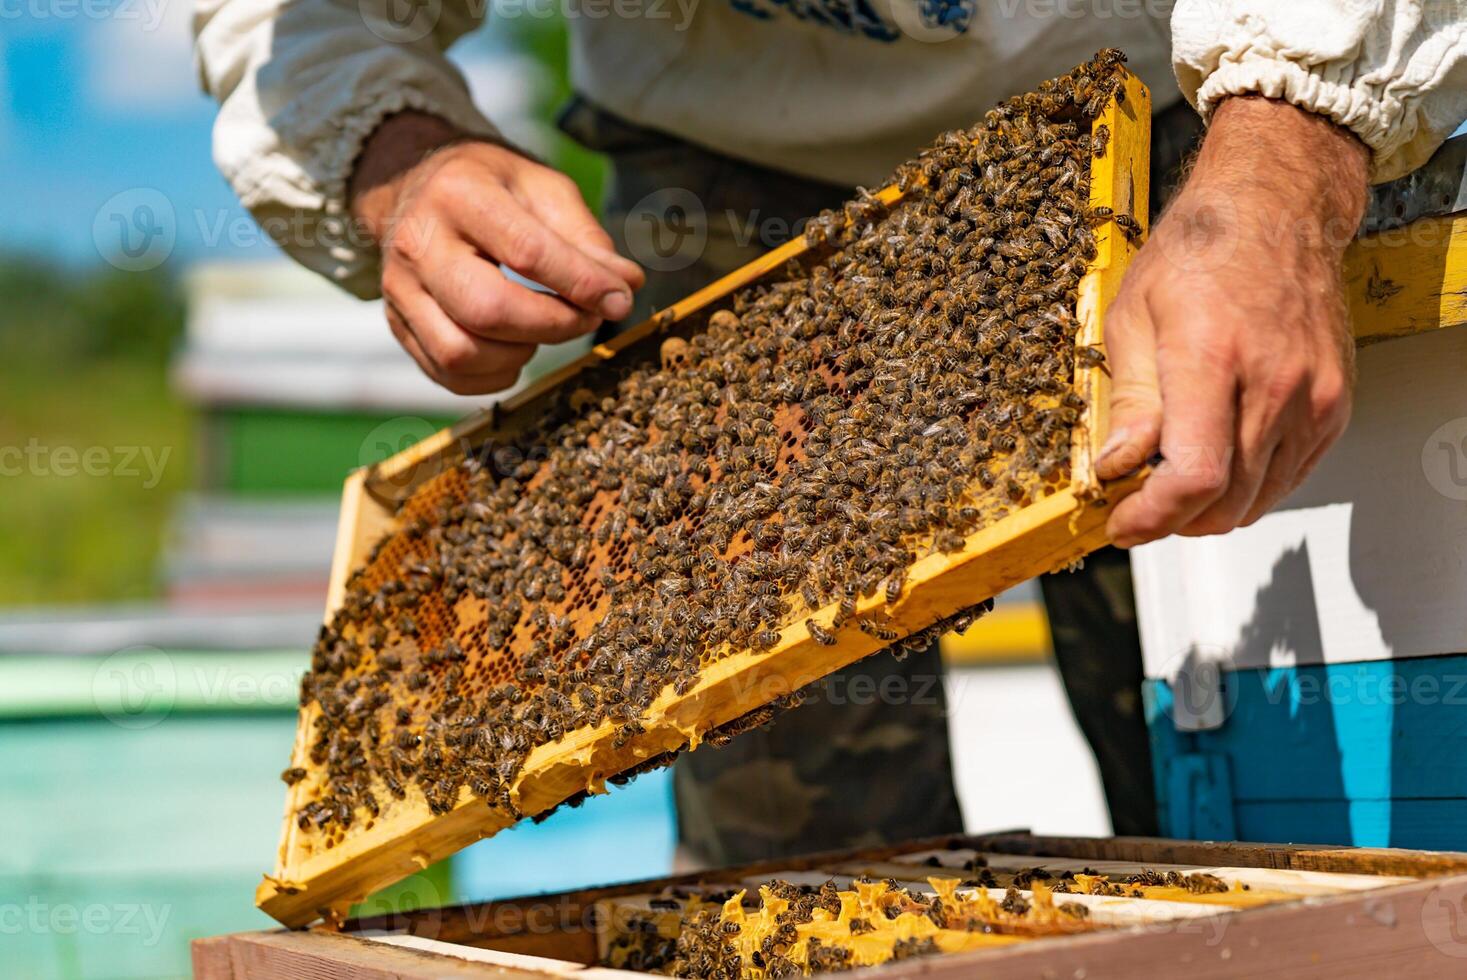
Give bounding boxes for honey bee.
[1075,345,1108,371]
[805,619,837,646]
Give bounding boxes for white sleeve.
[1172,0,1467,182]
[193,0,498,297]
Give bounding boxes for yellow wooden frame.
[259,67,1467,927]
[259,75,1158,927]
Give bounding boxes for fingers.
[1179,384,1299,536]
[1238,384,1349,527]
[386,288,537,396]
[518,169,646,292]
[1107,325,1238,548]
[453,182,636,321]
[1094,291,1161,480]
[1238,433,1307,527]
[376,141,646,399]
[432,245,602,346]
[1179,426,1279,537]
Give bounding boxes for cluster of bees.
[286,50,1131,837]
[648,874,1091,978]
[602,856,1242,977]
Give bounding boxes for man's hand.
[350,112,645,395]
[1096,96,1370,547]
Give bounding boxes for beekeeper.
[195,0,1467,864]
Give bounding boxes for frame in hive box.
[205,833,1467,976]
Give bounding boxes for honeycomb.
[609,876,1093,977]
[592,851,1327,978]
[282,50,1134,854]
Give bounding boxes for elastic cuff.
[1194,56,1424,183]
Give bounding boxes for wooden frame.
[204,833,1467,978]
[257,70,1467,928]
[1069,74,1151,499]
[258,72,1156,928]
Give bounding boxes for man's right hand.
[350,112,645,395]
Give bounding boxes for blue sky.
[0,11,536,272]
[0,11,261,267]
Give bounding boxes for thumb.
[1094,296,1162,480]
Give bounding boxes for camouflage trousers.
[560,96,1203,866]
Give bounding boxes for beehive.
[592,842,1422,978]
[258,53,1153,926]
[203,832,1467,976]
